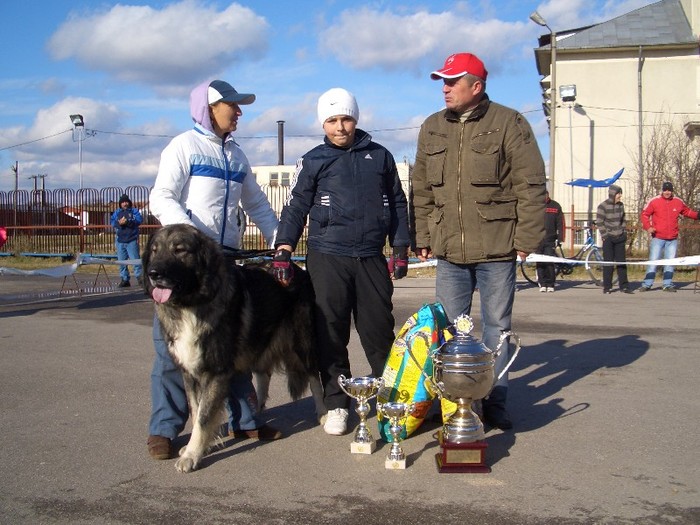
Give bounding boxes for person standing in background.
[595,185,633,295]
[536,189,565,292]
[110,193,143,288]
[639,181,699,292]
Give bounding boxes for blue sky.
[0,0,653,191]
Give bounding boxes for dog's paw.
[174,454,199,473]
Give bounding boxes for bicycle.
[520,227,615,287]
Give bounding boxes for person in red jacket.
[640,181,699,292]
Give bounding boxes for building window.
[684,121,700,140]
[281,172,290,186]
[269,172,279,187]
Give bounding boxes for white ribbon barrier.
[2,253,699,279]
[520,253,700,267]
[0,261,81,278]
[0,254,139,278]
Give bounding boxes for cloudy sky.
[0,0,653,192]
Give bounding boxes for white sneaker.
[323,408,349,435]
[539,286,547,293]
[547,287,555,293]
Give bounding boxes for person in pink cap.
[411,52,546,430]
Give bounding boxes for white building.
[532,0,700,240]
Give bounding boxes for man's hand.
[516,250,530,262]
[648,227,656,235]
[272,248,293,286]
[415,247,432,262]
[389,247,409,280]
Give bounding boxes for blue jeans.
[149,315,261,439]
[116,239,142,282]
[436,259,515,388]
[642,237,677,288]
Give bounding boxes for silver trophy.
[338,375,383,454]
[377,401,414,469]
[407,314,521,472]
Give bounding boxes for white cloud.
[319,7,532,75]
[47,1,269,90]
[535,0,653,30]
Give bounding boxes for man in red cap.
[411,52,546,430]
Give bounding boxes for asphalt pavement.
[0,272,698,524]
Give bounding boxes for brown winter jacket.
[411,95,546,264]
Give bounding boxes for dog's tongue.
[152,287,172,304]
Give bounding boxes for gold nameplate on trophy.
[435,431,490,473]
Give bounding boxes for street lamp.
[530,11,557,196]
[560,84,577,222]
[70,114,85,189]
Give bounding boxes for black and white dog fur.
[143,224,324,472]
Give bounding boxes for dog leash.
[221,246,275,261]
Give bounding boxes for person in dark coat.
[595,185,633,294]
[536,190,565,292]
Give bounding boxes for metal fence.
[1,185,698,259]
[0,185,299,257]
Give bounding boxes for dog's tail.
[286,367,311,401]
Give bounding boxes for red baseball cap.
[430,53,488,81]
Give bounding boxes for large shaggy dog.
[142,224,322,473]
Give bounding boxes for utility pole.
[10,162,18,226]
[28,174,47,207]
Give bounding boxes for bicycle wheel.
[585,248,618,287]
[519,260,539,286]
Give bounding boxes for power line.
[0,129,72,151]
[4,103,700,152]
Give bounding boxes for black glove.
[389,247,409,280]
[272,248,293,285]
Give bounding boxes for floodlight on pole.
[70,114,85,189]
[530,11,557,197]
[561,84,577,215]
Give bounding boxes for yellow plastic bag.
[377,303,450,441]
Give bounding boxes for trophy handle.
[495,330,521,381]
[338,374,349,396]
[405,332,444,397]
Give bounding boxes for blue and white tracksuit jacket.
[150,123,278,248]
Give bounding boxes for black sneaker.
[621,287,634,294]
[603,288,612,294]
[662,286,677,293]
[638,286,651,292]
[117,280,130,288]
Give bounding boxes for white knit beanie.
[317,88,359,124]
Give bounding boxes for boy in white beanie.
[273,88,410,436]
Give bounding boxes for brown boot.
[147,435,172,460]
[230,424,283,441]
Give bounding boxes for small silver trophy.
[377,401,414,469]
[338,375,383,454]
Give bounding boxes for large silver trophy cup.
[416,315,521,473]
[338,375,383,454]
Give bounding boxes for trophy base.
[385,457,407,470]
[350,441,376,454]
[435,432,491,473]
